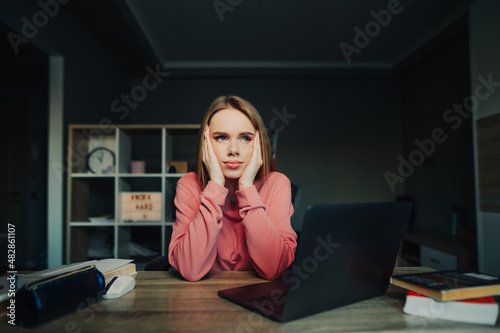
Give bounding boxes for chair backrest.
[269,129,301,229]
[290,180,302,230]
[270,130,278,158]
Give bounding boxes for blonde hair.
[193,95,276,187]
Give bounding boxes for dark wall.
[0,32,48,270]
[399,29,476,234]
[128,76,404,229]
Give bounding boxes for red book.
[403,290,499,325]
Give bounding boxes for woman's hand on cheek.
[203,126,225,187]
[238,131,262,190]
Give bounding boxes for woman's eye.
[215,136,228,141]
[240,136,252,142]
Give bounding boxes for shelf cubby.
[118,128,162,174]
[70,226,114,262]
[118,226,162,262]
[70,177,114,222]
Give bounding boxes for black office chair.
[144,254,171,271]
[290,180,302,233]
[270,129,279,159]
[271,129,302,232]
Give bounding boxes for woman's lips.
[224,161,243,169]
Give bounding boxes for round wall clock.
[87,147,115,174]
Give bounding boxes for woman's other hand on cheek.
[238,131,262,190]
[203,126,225,187]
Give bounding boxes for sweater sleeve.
[168,175,228,281]
[236,174,297,280]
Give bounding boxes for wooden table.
[2,267,498,332]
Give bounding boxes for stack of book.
[391,270,500,326]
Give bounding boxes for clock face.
[87,147,115,174]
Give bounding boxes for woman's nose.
[228,140,239,156]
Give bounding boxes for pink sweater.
[168,171,297,282]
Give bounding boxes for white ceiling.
[65,0,474,77]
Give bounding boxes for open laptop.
[218,201,413,322]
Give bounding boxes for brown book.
[101,263,137,279]
[93,258,136,280]
[390,270,500,301]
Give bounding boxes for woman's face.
[208,108,256,180]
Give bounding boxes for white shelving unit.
[66,124,199,264]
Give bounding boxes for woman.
[168,95,297,282]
